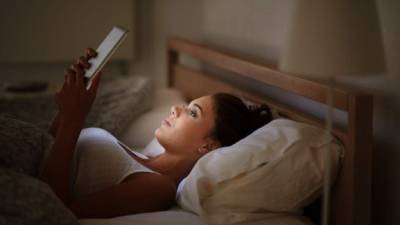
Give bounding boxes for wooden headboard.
[166,37,373,225]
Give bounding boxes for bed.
[0,37,372,224]
[167,38,373,225]
[82,37,372,225]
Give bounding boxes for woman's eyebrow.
[193,103,203,115]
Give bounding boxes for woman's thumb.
[88,72,102,95]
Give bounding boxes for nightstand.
[0,81,60,99]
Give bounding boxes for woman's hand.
[56,48,102,123]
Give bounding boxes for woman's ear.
[197,145,209,154]
[209,141,221,151]
[197,140,220,154]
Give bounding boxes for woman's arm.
[48,111,62,137]
[41,115,85,204]
[41,49,101,205]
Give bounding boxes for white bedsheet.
[79,207,205,225]
[79,208,313,225]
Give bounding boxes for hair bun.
[212,93,274,147]
[248,103,272,130]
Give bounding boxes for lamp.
[279,1,385,225]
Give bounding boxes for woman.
[40,49,272,218]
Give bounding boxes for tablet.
[84,25,129,88]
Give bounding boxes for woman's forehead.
[190,96,214,113]
[190,95,213,107]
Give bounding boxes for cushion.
[0,91,57,130]
[120,88,186,148]
[0,116,78,224]
[85,75,154,138]
[0,76,154,138]
[0,116,54,177]
[0,167,79,225]
[176,119,343,225]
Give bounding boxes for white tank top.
[70,128,159,198]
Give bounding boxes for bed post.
[332,94,373,225]
[167,41,178,88]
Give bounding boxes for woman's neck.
[146,152,198,185]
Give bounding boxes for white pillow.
[176,119,343,225]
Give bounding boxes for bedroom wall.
[132,0,400,224]
[0,0,135,83]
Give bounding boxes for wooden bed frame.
[167,37,373,225]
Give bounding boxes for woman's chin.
[154,127,161,137]
[154,127,165,140]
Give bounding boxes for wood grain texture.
[168,37,350,111]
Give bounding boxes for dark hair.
[210,93,272,147]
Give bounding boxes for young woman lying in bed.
[40,48,272,218]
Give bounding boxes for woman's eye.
[188,109,198,118]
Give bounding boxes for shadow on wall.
[370,92,400,225]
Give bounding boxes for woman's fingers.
[86,48,97,59]
[62,48,97,90]
[88,72,102,96]
[59,78,67,93]
[68,62,85,87]
[71,62,83,72]
[63,67,75,83]
[64,68,75,78]
[74,63,83,73]
[78,56,91,69]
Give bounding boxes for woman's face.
[155,95,218,155]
